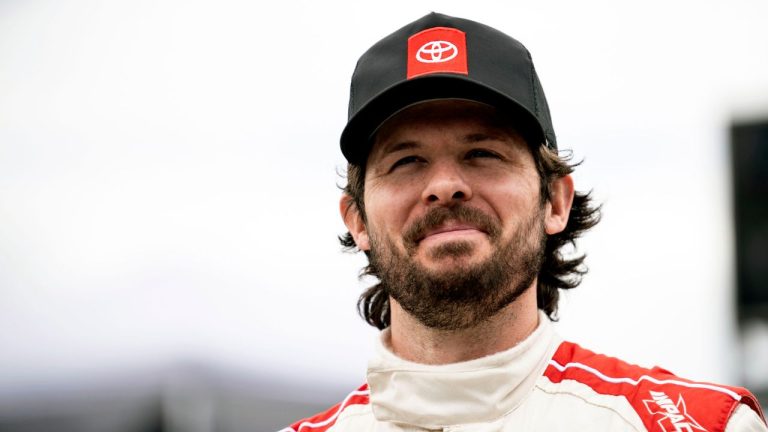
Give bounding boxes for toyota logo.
[416,40,458,63]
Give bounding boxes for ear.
[544,175,575,235]
[340,193,370,251]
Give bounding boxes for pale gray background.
[0,0,766,430]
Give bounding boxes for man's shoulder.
[278,384,371,432]
[543,340,765,431]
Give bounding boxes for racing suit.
[282,314,766,431]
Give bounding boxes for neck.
[387,284,540,365]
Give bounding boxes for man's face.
[344,100,552,330]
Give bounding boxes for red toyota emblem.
[407,27,468,79]
[416,41,458,63]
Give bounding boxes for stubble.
[368,205,547,330]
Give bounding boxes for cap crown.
[341,12,556,164]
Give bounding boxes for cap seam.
[349,59,363,116]
[527,51,539,118]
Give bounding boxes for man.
[282,12,766,432]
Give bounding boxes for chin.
[421,252,491,271]
[422,240,490,261]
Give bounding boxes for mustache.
[403,205,502,249]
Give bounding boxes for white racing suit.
[283,314,766,431]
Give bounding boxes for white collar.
[366,311,560,428]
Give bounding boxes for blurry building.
[0,363,341,432]
[732,118,768,407]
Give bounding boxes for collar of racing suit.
[366,310,562,429]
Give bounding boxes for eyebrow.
[381,140,419,155]
[376,131,514,159]
[464,132,510,143]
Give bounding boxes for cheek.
[366,199,420,245]
[366,202,410,236]
[479,174,541,223]
[364,185,419,237]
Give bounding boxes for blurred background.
[0,0,766,430]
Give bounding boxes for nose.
[421,161,473,205]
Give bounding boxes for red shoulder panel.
[283,383,370,432]
[544,341,765,432]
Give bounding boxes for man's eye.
[466,149,501,159]
[390,155,422,170]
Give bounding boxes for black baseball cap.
[340,12,557,165]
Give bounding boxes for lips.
[403,206,501,250]
[417,223,487,243]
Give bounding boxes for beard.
[368,205,546,331]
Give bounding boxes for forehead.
[369,99,524,157]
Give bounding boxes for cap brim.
[340,74,548,165]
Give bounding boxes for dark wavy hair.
[340,144,601,330]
